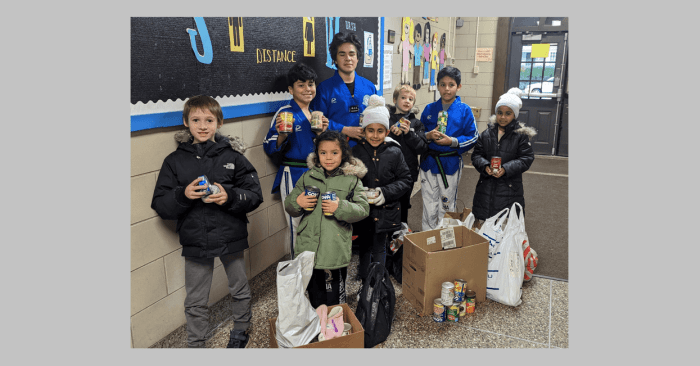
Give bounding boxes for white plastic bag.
[485,203,525,306]
[478,207,509,260]
[275,251,321,348]
[438,212,475,230]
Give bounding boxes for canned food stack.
[433,279,476,323]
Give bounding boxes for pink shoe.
[316,305,328,339]
[325,306,344,340]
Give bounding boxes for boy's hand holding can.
[202,182,227,205]
[185,177,208,200]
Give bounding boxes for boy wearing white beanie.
[352,95,412,281]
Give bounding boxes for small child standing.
[151,95,263,348]
[387,84,428,225]
[471,88,536,226]
[352,95,412,281]
[263,62,328,260]
[420,66,479,231]
[284,130,370,308]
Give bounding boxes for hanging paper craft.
[228,17,244,52]
[422,22,431,85]
[398,17,414,84]
[303,17,315,57]
[531,43,551,59]
[429,33,439,91]
[412,22,423,90]
[439,33,446,71]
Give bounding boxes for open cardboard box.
[268,303,364,348]
[444,207,473,223]
[402,226,488,316]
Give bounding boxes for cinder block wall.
[130,16,501,348]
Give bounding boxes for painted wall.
[130,16,501,348]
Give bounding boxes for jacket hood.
[386,103,420,115]
[487,115,538,138]
[306,152,368,179]
[174,130,248,154]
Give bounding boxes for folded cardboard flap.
[444,208,472,223]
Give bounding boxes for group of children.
[150,31,535,348]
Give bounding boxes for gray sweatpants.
[184,252,252,347]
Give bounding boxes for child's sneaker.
[226,329,249,348]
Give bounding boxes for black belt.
[282,158,308,168]
[422,150,459,188]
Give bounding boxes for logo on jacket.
[331,98,337,104]
[362,95,370,106]
[295,125,302,132]
[427,115,432,120]
[224,163,235,170]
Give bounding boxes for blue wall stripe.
[131,100,290,132]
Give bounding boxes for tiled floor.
[151,252,568,349]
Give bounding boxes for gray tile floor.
[151,252,568,349]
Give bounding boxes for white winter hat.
[360,95,390,131]
[495,87,524,118]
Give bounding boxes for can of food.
[441,282,455,306]
[453,279,467,303]
[490,156,502,173]
[197,175,214,195]
[303,186,320,211]
[433,298,446,323]
[310,111,324,131]
[447,304,460,322]
[321,191,337,216]
[437,111,448,134]
[465,290,476,314]
[458,299,467,317]
[278,111,295,134]
[202,183,220,202]
[364,188,379,204]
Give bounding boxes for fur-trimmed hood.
[386,103,420,115]
[174,130,248,154]
[306,152,368,179]
[487,115,538,138]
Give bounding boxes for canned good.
[364,188,379,204]
[321,191,337,216]
[490,156,502,173]
[433,298,446,323]
[310,111,324,131]
[447,304,460,322]
[303,186,320,211]
[202,184,220,202]
[197,175,214,196]
[453,279,467,303]
[441,282,455,306]
[465,290,476,314]
[278,111,295,134]
[437,111,448,134]
[458,299,467,317]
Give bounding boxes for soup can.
[437,111,448,134]
[310,111,324,131]
[441,282,455,306]
[465,290,476,314]
[278,111,295,134]
[197,175,214,195]
[453,279,467,303]
[447,304,460,322]
[321,191,337,216]
[364,188,379,204]
[458,299,467,317]
[433,298,446,323]
[303,186,320,211]
[490,156,502,172]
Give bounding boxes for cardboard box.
[268,303,364,348]
[444,207,472,223]
[402,226,488,316]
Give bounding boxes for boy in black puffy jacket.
[387,84,428,224]
[151,95,263,348]
[352,95,412,281]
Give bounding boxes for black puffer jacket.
[151,131,263,258]
[386,104,429,182]
[471,116,536,220]
[352,137,412,233]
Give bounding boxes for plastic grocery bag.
[438,212,475,230]
[478,207,510,260]
[485,203,525,306]
[275,251,321,348]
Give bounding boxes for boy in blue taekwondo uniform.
[311,32,377,148]
[263,63,328,259]
[419,66,479,230]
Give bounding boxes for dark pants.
[307,267,348,308]
[357,229,388,281]
[398,188,412,224]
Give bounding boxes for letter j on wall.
[187,17,213,64]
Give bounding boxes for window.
[519,44,557,100]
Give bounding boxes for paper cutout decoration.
[228,17,244,52]
[439,33,446,71]
[303,17,315,57]
[364,31,374,67]
[398,17,414,84]
[188,17,213,64]
[429,33,439,91]
[325,17,341,69]
[412,23,423,89]
[422,22,431,85]
[531,43,551,59]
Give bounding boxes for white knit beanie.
[495,87,524,118]
[360,95,390,130]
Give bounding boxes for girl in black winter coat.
[387,84,428,224]
[352,95,412,281]
[471,88,536,224]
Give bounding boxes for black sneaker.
[226,329,249,348]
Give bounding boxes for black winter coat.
[152,131,263,258]
[352,138,412,233]
[386,105,429,182]
[471,117,536,220]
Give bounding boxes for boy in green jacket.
[284,130,370,308]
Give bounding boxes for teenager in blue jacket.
[311,32,377,148]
